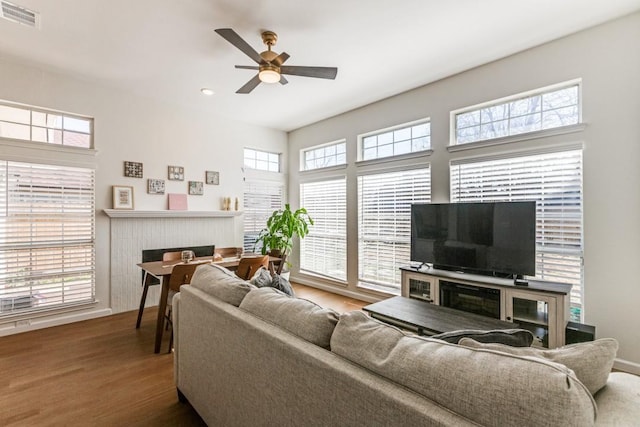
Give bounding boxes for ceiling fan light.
[259,68,280,84]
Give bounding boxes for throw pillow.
[431,328,534,347]
[458,337,618,395]
[190,263,256,306]
[239,287,339,349]
[271,274,295,297]
[249,266,272,288]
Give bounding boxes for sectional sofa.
[173,264,640,426]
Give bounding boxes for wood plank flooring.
[0,283,368,426]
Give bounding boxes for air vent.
[1,1,39,28]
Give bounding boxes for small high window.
[453,81,580,145]
[302,140,346,171]
[243,148,280,172]
[360,120,430,161]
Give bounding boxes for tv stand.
[400,266,572,348]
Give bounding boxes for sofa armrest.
[594,372,640,426]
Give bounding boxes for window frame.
[300,139,347,172]
[243,148,281,173]
[357,118,431,163]
[450,79,582,148]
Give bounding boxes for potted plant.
[254,204,313,274]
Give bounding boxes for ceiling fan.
[215,28,338,94]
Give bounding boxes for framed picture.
[112,185,134,209]
[124,161,143,178]
[147,178,165,194]
[205,170,219,185]
[188,181,204,195]
[168,165,184,181]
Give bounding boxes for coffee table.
[363,296,517,336]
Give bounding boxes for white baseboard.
[291,275,381,304]
[0,308,113,336]
[614,358,640,375]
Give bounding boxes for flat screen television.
[410,201,536,277]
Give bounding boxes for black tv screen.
[410,202,536,277]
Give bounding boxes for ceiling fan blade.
[279,75,288,85]
[273,52,290,66]
[280,66,338,80]
[236,74,262,94]
[215,28,263,64]
[235,65,259,70]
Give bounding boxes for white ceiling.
[1,0,639,132]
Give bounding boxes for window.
[300,178,347,281]
[244,148,280,172]
[360,120,430,161]
[0,160,96,317]
[0,101,92,148]
[453,82,580,145]
[243,181,284,252]
[450,148,584,321]
[358,168,431,292]
[302,140,346,171]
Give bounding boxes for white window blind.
[358,168,431,292]
[300,178,347,281]
[243,181,284,252]
[0,160,96,317]
[454,83,580,145]
[450,149,583,321]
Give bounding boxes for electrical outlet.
[16,319,30,327]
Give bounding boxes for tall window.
[244,148,280,172]
[302,140,346,171]
[450,148,584,321]
[453,81,580,145]
[243,181,284,252]
[0,161,96,316]
[300,178,347,281]
[360,119,430,161]
[358,168,431,292]
[0,101,92,148]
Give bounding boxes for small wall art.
[124,161,143,178]
[188,181,204,195]
[168,165,184,181]
[112,185,134,209]
[168,193,188,210]
[205,170,220,185]
[147,178,165,194]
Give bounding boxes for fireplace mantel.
[103,209,242,218]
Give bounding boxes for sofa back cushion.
[190,263,255,306]
[331,311,596,427]
[239,287,339,349]
[459,337,618,395]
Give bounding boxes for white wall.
[288,12,640,368]
[0,55,287,332]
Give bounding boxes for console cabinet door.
[505,289,561,348]
[401,271,438,304]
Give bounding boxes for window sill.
[447,123,587,153]
[357,281,401,297]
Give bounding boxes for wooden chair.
[235,255,269,280]
[213,247,243,261]
[136,250,185,329]
[166,263,198,352]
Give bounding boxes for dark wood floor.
[0,283,368,426]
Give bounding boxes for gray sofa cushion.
[190,263,255,306]
[239,287,339,349]
[431,328,534,346]
[459,337,618,395]
[331,311,596,427]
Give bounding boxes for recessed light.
[200,88,214,96]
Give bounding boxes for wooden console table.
[363,296,517,336]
